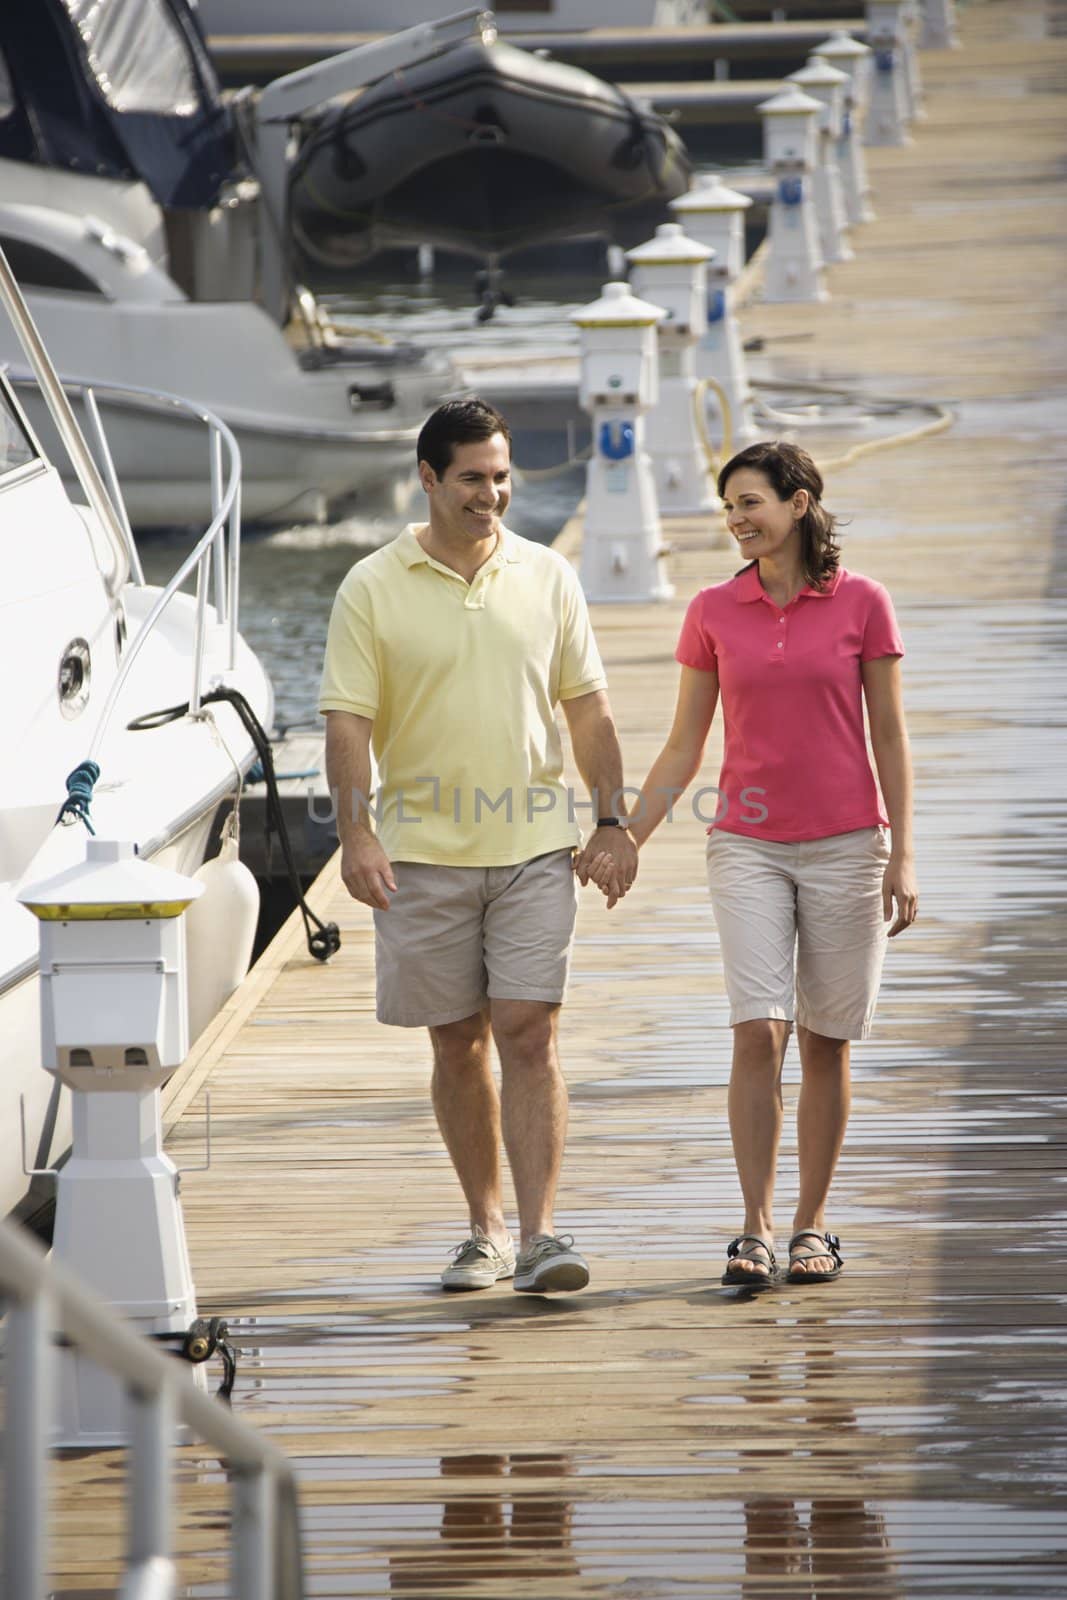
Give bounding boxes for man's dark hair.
[417,398,512,479]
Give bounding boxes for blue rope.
[56,760,100,835]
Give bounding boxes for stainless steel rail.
[0,245,132,598]
[5,370,246,746]
[1,235,249,760]
[0,1216,305,1599]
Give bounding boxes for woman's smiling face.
[722,467,809,560]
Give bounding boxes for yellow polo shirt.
[319,524,608,866]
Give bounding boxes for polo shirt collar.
[733,562,842,602]
[396,523,524,572]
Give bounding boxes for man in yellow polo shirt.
[320,399,636,1295]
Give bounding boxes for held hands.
[575,825,639,910]
[340,832,397,910]
[883,852,918,937]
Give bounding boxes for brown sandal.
[787,1230,843,1284]
[721,1234,778,1289]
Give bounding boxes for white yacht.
[0,244,273,1227]
[0,0,461,528]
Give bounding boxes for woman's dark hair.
[417,398,512,479]
[717,440,842,589]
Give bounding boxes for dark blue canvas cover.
[0,0,235,208]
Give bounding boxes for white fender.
[184,825,260,1044]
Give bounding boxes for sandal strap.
[726,1234,777,1268]
[788,1230,842,1264]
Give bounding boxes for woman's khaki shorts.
[706,826,891,1041]
[373,849,578,1028]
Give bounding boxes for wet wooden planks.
[45,4,1067,1596]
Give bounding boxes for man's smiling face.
[421,432,512,546]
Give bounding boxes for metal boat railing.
[5,371,246,742]
[0,242,246,757]
[0,1215,305,1599]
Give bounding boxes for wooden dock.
[48,4,1067,1593]
[207,19,864,84]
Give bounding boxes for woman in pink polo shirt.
[595,441,917,1289]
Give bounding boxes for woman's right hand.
[584,849,627,909]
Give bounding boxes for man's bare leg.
[490,999,567,1248]
[429,1009,510,1250]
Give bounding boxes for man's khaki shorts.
[706,826,891,1041]
[373,849,578,1028]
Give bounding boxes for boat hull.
[14,390,422,527]
[1,465,274,1226]
[0,288,458,528]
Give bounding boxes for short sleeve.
[558,566,608,700]
[675,591,717,672]
[860,583,905,662]
[318,570,380,718]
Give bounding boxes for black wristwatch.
[596,817,631,830]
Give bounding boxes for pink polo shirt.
[675,563,904,842]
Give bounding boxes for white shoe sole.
[513,1258,589,1293]
[441,1264,515,1292]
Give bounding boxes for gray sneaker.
[513,1233,589,1294]
[440,1227,516,1291]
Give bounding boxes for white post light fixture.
[813,32,876,225]
[865,0,911,146]
[627,223,719,516]
[919,0,959,49]
[570,282,672,604]
[670,174,757,447]
[19,839,207,1447]
[758,84,828,303]
[899,0,926,121]
[788,57,854,265]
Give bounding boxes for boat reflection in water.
[389,1453,577,1592]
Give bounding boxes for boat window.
[0,383,38,478]
[60,0,200,116]
[0,238,104,296]
[0,47,14,121]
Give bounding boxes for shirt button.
[778,616,786,623]
[777,641,784,649]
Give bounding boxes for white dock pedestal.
[758,85,827,304]
[814,32,876,225]
[920,0,959,48]
[865,0,911,146]
[670,174,757,449]
[628,223,718,517]
[19,840,208,1447]
[788,58,853,265]
[570,283,672,604]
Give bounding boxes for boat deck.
[46,4,1067,1594]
